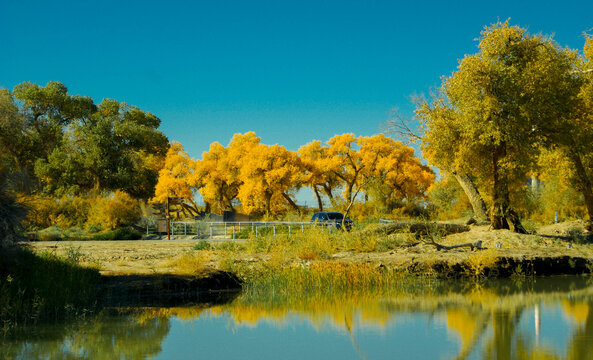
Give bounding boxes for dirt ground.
[25,240,210,275]
[24,220,593,276]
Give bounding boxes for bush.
[24,195,90,230]
[216,241,246,252]
[92,227,142,241]
[86,191,141,230]
[193,240,212,251]
[37,226,65,241]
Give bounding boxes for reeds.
[0,247,101,329]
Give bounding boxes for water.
[3,277,593,359]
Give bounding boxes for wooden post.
[166,196,170,240]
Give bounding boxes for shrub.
[465,249,498,277]
[37,225,65,241]
[193,240,212,251]
[24,195,90,230]
[216,241,246,252]
[166,251,207,275]
[92,227,142,240]
[86,223,103,233]
[87,191,141,230]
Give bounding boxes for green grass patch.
[192,240,212,251]
[0,247,101,328]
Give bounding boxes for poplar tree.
[418,22,579,232]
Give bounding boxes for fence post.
[224,222,227,237]
[273,225,276,237]
[256,225,258,238]
[233,225,235,240]
[288,225,291,237]
[301,224,304,232]
[184,223,187,235]
[146,222,149,235]
[210,223,213,239]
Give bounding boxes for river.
[3,276,593,359]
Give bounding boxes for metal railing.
[145,221,339,239]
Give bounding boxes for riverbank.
[24,221,593,279]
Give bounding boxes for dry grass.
[465,249,499,276]
[24,221,593,279]
[166,251,209,275]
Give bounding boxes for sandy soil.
[25,240,210,275]
[24,221,593,276]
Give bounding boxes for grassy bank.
[22,220,593,300]
[0,247,101,330]
[174,221,593,285]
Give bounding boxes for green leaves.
[0,81,169,199]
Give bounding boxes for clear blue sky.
[1,0,592,160]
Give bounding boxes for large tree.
[35,97,169,199]
[238,143,302,217]
[298,140,341,210]
[1,81,169,199]
[299,133,433,214]
[418,22,578,232]
[195,132,261,213]
[550,35,593,230]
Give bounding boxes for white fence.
[145,221,339,239]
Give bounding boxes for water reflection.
[3,277,593,359]
[1,310,170,360]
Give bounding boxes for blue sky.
[1,0,592,161]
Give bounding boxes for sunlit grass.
[165,250,210,275]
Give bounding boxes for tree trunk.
[265,193,272,218]
[313,186,324,211]
[568,148,593,231]
[282,192,300,213]
[453,171,489,222]
[490,144,526,233]
[323,184,338,209]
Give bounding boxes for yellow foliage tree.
[301,133,433,215]
[237,143,303,216]
[358,134,434,209]
[418,22,579,232]
[152,142,197,203]
[87,190,141,229]
[298,140,341,210]
[195,132,260,213]
[326,133,363,205]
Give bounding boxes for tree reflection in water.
[2,277,593,359]
[1,309,170,360]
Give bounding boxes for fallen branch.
[425,240,484,251]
